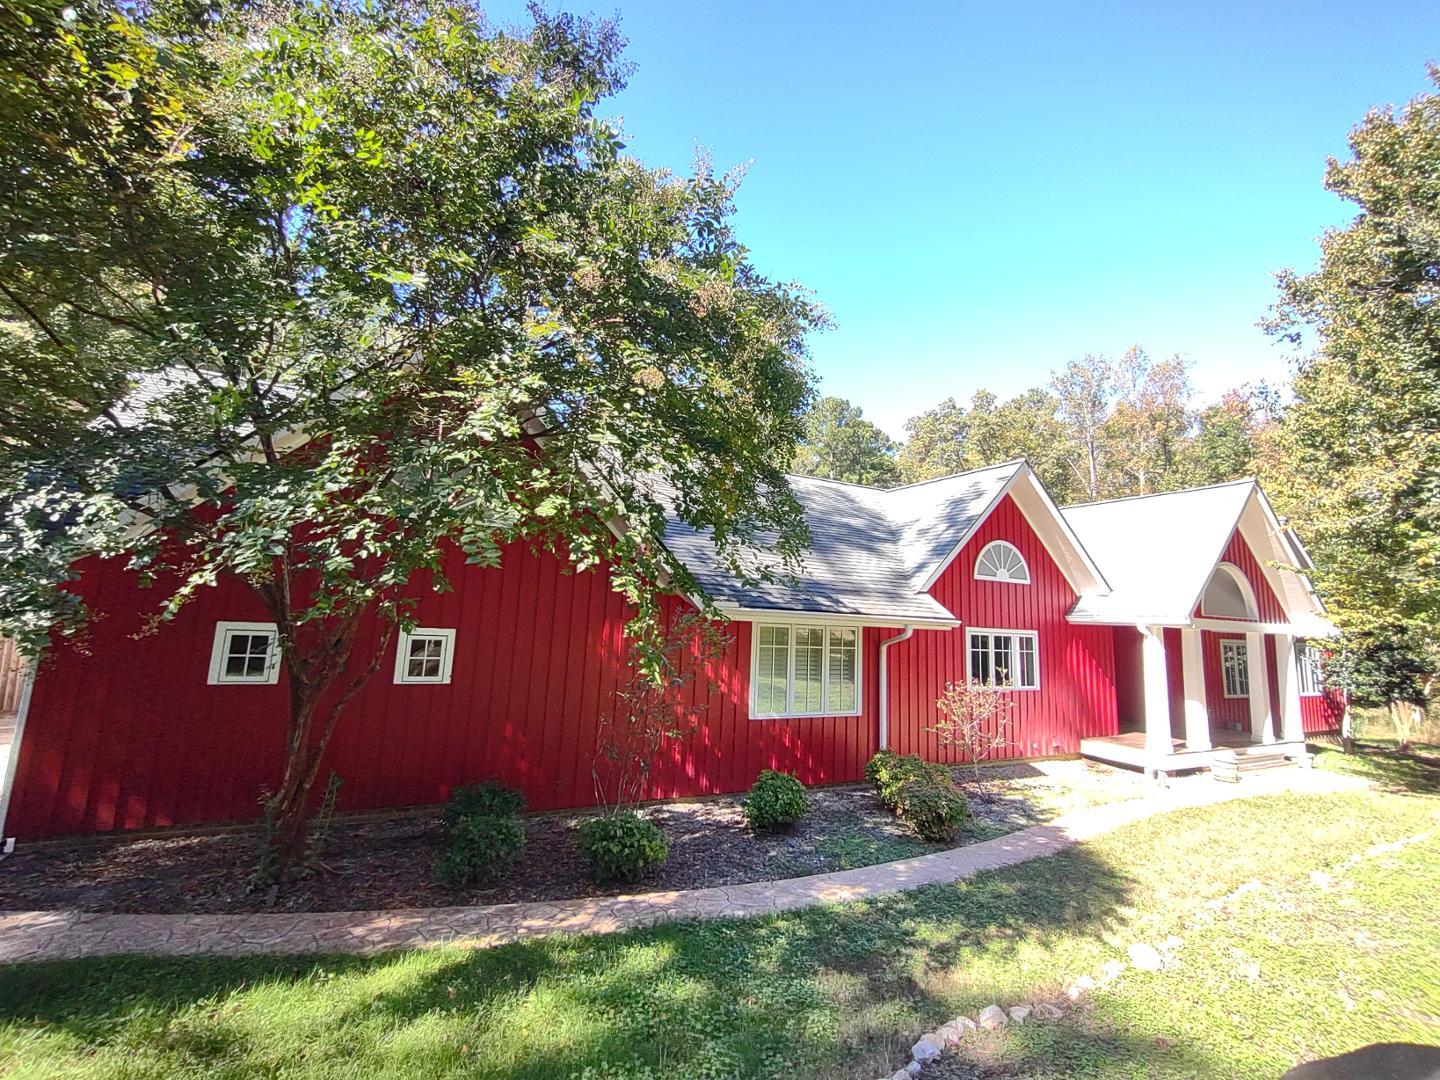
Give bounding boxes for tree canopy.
[0,0,823,874]
[791,395,899,486]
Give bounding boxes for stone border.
[0,769,1366,964]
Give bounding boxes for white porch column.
[1140,625,1172,757]
[1246,630,1275,744]
[1273,634,1305,743]
[1180,628,1210,751]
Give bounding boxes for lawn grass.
[2,749,1437,1079]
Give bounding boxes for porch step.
[1212,747,1295,783]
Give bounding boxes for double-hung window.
[208,622,281,685]
[1295,639,1323,696]
[1220,639,1250,698]
[967,628,1039,690]
[752,623,860,718]
[394,628,457,684]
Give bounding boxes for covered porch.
[1082,622,1312,778]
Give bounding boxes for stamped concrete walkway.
[0,768,1367,964]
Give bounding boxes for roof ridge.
[1061,477,1255,511]
[883,458,1026,493]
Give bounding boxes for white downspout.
[877,624,915,751]
[0,661,37,854]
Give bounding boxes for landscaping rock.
[1065,974,1096,1001]
[1099,958,1126,982]
[1127,942,1164,971]
[1034,1002,1064,1020]
[905,1062,923,1077]
[978,1004,1008,1030]
[1008,1004,1031,1024]
[911,1036,942,1064]
[889,1070,910,1080]
[1309,870,1333,887]
[938,1016,977,1045]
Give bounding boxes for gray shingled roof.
[662,461,1022,624]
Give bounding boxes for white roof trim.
[715,604,960,631]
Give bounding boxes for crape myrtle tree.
[0,0,823,882]
[1268,68,1440,729]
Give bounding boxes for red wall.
[886,495,1118,764]
[7,493,1122,840]
[1301,690,1345,735]
[6,543,897,840]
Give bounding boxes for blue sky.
[492,2,1440,437]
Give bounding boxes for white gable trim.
[916,464,1110,597]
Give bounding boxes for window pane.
[756,625,789,714]
[827,628,857,712]
[794,627,824,714]
[225,632,272,679]
[992,634,1015,687]
[970,633,991,684]
[1018,636,1037,688]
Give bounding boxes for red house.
[0,461,1341,843]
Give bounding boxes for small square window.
[208,622,280,685]
[394,628,456,684]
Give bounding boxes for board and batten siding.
[4,542,891,840]
[885,494,1118,764]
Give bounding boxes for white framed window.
[394,628,457,684]
[967,628,1039,690]
[974,541,1030,584]
[208,621,281,685]
[1220,638,1250,699]
[751,623,860,718]
[1296,639,1323,696]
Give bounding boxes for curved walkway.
[0,768,1365,963]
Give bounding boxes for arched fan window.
[974,541,1030,584]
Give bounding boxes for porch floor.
[1080,730,1303,774]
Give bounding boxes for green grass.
[2,749,1437,1079]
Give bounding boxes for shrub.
[577,812,669,883]
[893,776,969,842]
[743,770,809,832]
[436,814,525,886]
[441,781,525,832]
[867,751,951,811]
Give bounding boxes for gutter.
[877,624,915,751]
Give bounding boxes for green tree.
[1105,346,1193,495]
[1050,355,1116,501]
[0,0,821,880]
[965,388,1076,502]
[1268,68,1440,696]
[792,395,899,486]
[1186,384,1280,487]
[897,396,970,483]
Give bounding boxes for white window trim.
[973,540,1031,585]
[965,627,1041,691]
[394,628,457,685]
[207,621,281,685]
[1220,638,1250,699]
[749,622,863,720]
[1296,640,1323,697]
[1201,562,1259,620]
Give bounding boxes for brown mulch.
[0,761,1146,915]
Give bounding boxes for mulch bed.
[0,761,1144,915]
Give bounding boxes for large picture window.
[967,628,1039,690]
[208,622,280,685]
[1220,638,1250,699]
[752,623,860,718]
[1295,639,1323,696]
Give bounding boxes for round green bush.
[577,812,669,883]
[435,813,525,886]
[867,751,951,810]
[743,769,809,832]
[441,781,526,832]
[893,776,969,842]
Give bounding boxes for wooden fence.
[0,636,27,718]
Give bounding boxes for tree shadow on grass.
[0,844,1149,1079]
[1317,746,1440,796]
